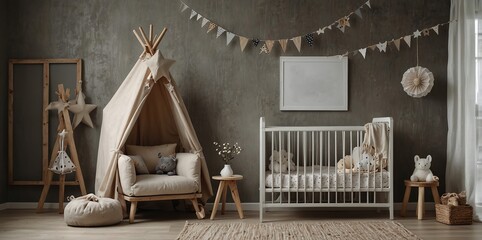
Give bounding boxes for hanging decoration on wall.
[179,0,372,53]
[68,90,97,128]
[400,37,434,98]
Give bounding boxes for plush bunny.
[410,155,438,182]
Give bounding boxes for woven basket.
[435,204,473,225]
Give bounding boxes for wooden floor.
[0,208,480,240]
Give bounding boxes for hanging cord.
[416,37,419,67]
[59,129,67,153]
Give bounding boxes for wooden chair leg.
[210,181,225,220]
[221,183,228,215]
[129,201,137,224]
[228,181,244,219]
[400,185,411,217]
[190,198,205,219]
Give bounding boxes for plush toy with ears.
[410,155,438,182]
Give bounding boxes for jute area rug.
[176,221,420,240]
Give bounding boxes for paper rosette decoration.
[401,66,434,98]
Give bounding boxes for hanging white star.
[413,30,422,38]
[68,91,97,129]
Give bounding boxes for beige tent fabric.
[95,50,213,203]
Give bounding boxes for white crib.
[259,117,394,222]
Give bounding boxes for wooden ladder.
[37,84,87,213]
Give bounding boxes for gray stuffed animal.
[155,154,177,176]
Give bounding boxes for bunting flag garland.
[376,41,387,52]
[226,32,235,45]
[239,37,249,51]
[422,29,430,36]
[216,26,226,38]
[403,35,411,47]
[359,48,367,59]
[413,30,422,38]
[266,40,275,52]
[279,39,288,52]
[260,44,269,54]
[432,25,439,35]
[201,18,209,27]
[393,38,401,51]
[180,0,372,53]
[292,36,302,52]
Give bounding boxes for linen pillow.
[125,144,177,173]
[127,155,149,175]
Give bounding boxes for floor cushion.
[64,194,123,227]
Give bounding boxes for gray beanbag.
[64,193,123,227]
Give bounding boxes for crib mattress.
[265,166,390,189]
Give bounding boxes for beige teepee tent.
[95,27,213,203]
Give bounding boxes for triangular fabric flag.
[207,22,217,33]
[239,36,249,52]
[393,38,401,51]
[369,45,377,51]
[180,2,189,12]
[292,36,302,52]
[201,18,209,27]
[359,48,367,59]
[355,9,363,19]
[265,40,274,52]
[226,32,235,45]
[279,39,288,52]
[196,14,202,21]
[376,41,387,52]
[190,10,197,19]
[327,25,332,30]
[403,35,411,47]
[413,29,422,38]
[216,26,225,38]
[366,0,371,8]
[432,25,439,35]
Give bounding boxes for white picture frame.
[280,56,348,111]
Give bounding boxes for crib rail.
[259,117,394,222]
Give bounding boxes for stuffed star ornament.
[68,90,97,128]
[46,100,69,114]
[145,50,175,82]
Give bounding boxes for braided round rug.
[177,220,420,240]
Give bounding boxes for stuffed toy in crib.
[337,146,383,173]
[268,150,296,173]
[410,155,439,182]
[155,154,177,176]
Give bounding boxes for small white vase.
[220,164,233,177]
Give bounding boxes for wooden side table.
[210,175,244,220]
[400,180,440,220]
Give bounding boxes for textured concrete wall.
[1,0,8,204]
[6,0,449,203]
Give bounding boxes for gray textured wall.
[6,0,450,203]
[1,0,8,204]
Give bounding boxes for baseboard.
[0,201,435,212]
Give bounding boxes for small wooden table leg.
[417,186,425,220]
[431,186,440,204]
[228,181,244,219]
[400,185,411,217]
[210,181,225,220]
[221,183,228,215]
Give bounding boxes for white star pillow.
[145,50,175,82]
[68,91,97,128]
[46,100,69,114]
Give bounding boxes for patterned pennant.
[376,41,387,52]
[305,33,314,46]
[422,29,430,36]
[201,18,209,27]
[252,38,260,47]
[369,45,377,51]
[393,38,401,51]
[190,10,197,19]
[260,44,269,54]
[403,35,411,47]
[216,26,225,38]
[292,36,302,52]
[366,0,371,9]
[265,40,274,52]
[413,29,422,38]
[359,48,367,59]
[355,9,363,19]
[180,2,189,12]
[279,39,288,52]
[432,25,439,35]
[207,22,217,33]
[226,32,235,45]
[239,37,249,52]
[337,24,346,33]
[196,14,202,21]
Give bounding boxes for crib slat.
[271,131,274,204]
[335,131,338,204]
[288,131,291,204]
[279,132,282,204]
[297,131,299,204]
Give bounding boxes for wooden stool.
[400,180,440,220]
[210,175,244,220]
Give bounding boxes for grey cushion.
[64,194,123,227]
